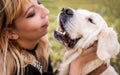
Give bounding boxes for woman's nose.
[41,6,49,18]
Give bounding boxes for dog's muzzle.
[54,8,81,48]
[59,8,73,30]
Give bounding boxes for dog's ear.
[97,28,120,60]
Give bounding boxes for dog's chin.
[54,27,80,48]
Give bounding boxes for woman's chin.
[41,30,48,37]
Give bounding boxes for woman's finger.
[87,64,107,75]
[82,45,97,56]
[77,52,98,66]
[82,52,98,64]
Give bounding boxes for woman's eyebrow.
[23,5,34,16]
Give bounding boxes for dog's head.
[54,7,120,60]
[54,8,107,48]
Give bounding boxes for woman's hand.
[69,42,98,75]
[87,63,107,75]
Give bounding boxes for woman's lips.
[42,21,49,28]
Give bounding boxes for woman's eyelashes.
[26,11,36,18]
[37,1,41,4]
[26,1,42,18]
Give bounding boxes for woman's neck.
[17,39,39,50]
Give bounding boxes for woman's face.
[14,0,49,42]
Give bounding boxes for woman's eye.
[26,11,35,18]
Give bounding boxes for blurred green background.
[41,0,120,74]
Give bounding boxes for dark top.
[24,57,56,75]
[22,44,56,75]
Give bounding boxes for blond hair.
[0,0,50,75]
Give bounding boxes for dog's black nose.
[61,8,73,15]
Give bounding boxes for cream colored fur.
[57,9,120,75]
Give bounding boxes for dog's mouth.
[54,21,80,48]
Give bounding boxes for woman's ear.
[7,28,19,40]
[97,28,120,60]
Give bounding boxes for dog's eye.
[88,18,95,24]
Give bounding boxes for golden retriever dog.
[54,8,120,75]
